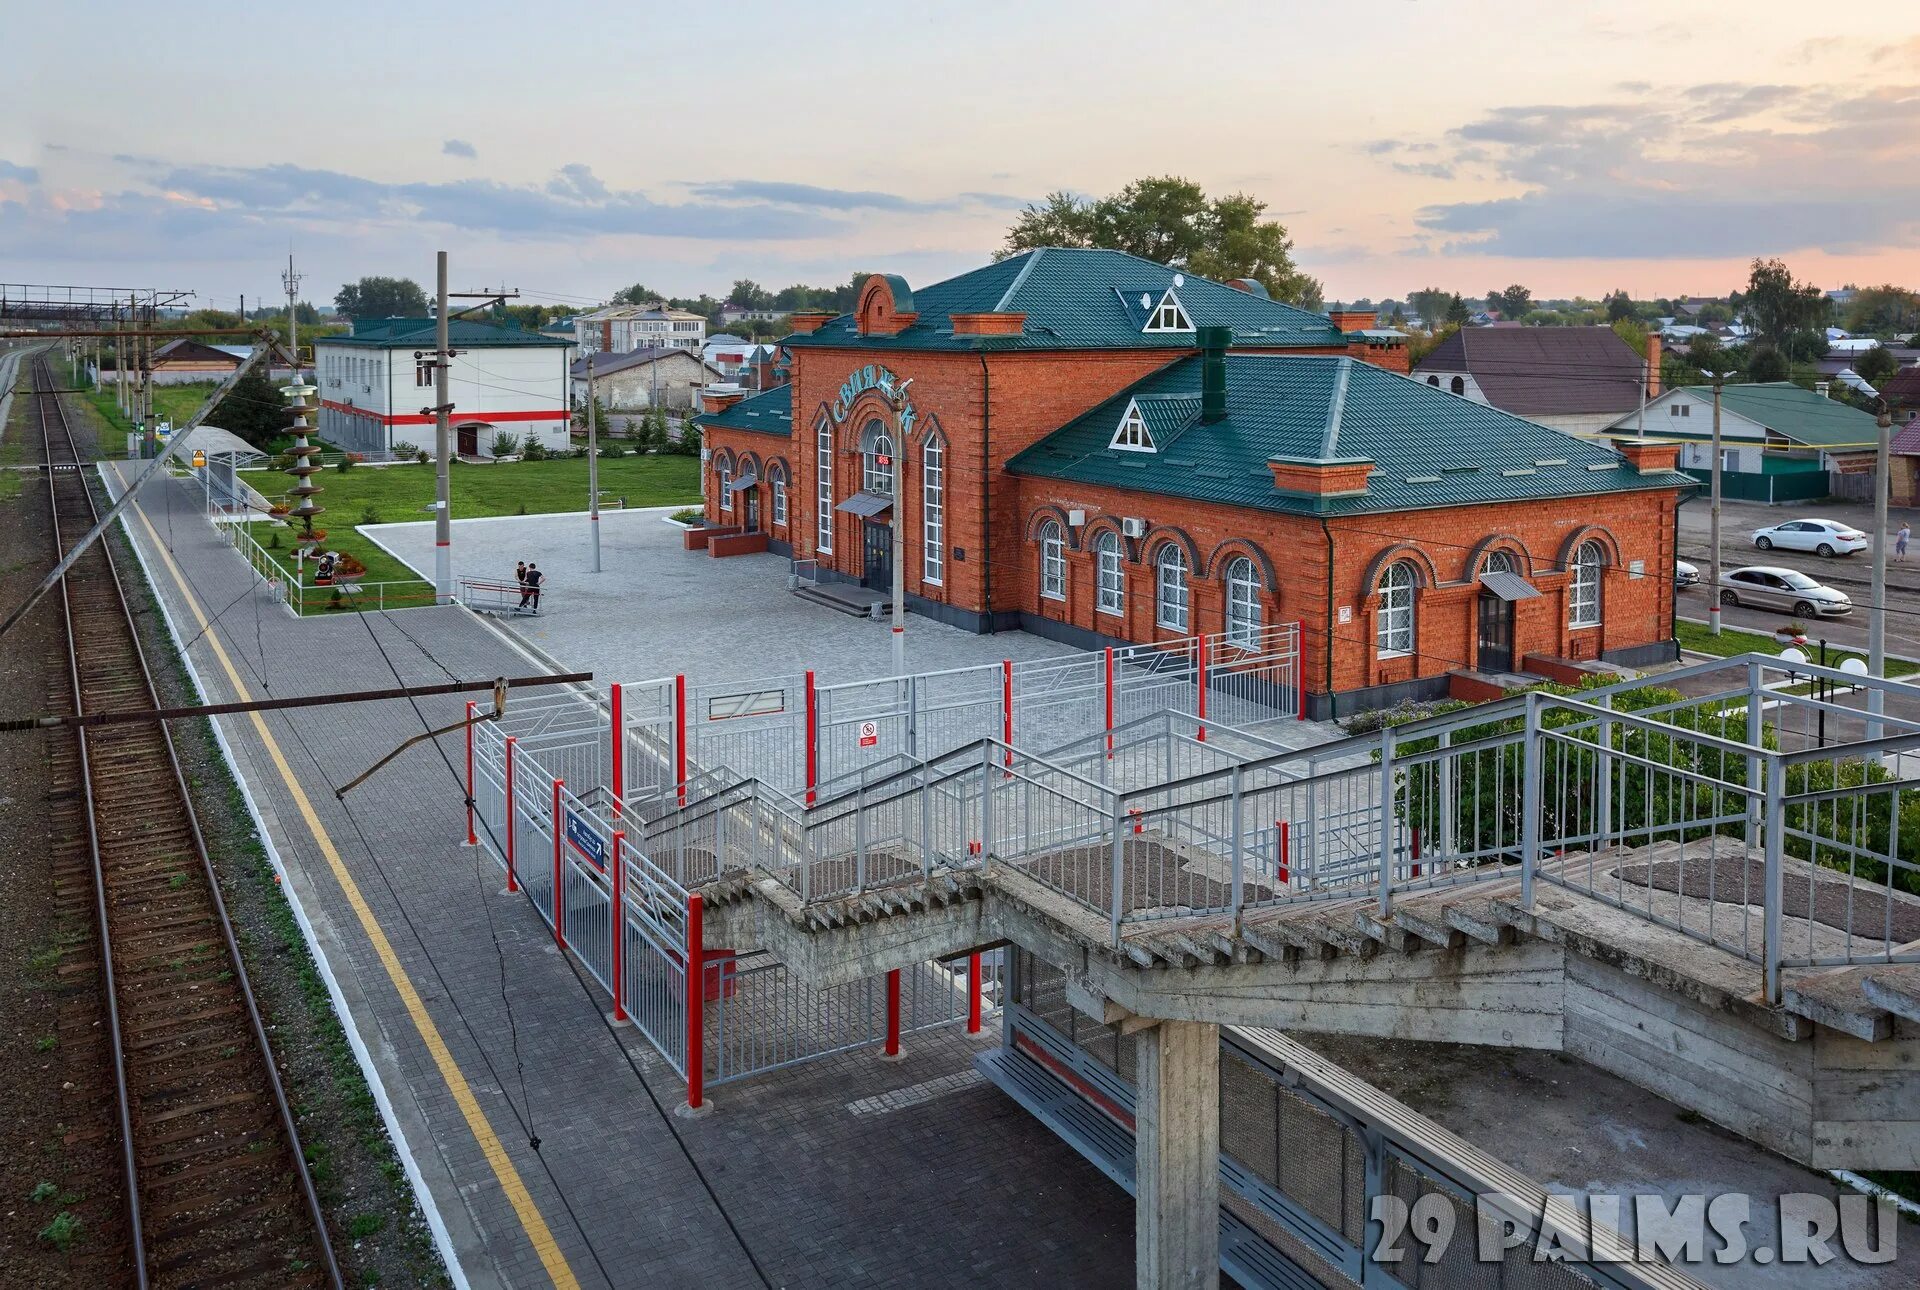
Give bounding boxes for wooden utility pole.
[433,251,452,603]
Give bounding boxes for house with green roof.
[695,256,1687,716]
[1608,381,1882,505]
[314,316,574,458]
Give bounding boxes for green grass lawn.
[1675,619,1916,683]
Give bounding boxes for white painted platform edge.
[100,463,474,1290]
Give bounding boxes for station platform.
[99,462,1137,1289]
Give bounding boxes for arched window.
[1570,541,1604,627]
[1426,375,1440,387]
[1225,556,1261,648]
[1376,561,1416,656]
[860,419,894,496]
[1482,549,1516,577]
[1450,375,1466,395]
[922,438,944,585]
[815,416,834,554]
[1038,521,1066,601]
[1094,531,1124,616]
[770,468,788,526]
[717,460,733,513]
[1155,545,1189,632]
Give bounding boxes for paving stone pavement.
[102,463,1137,1289]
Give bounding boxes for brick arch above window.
[1555,525,1622,574]
[736,450,762,481]
[764,456,791,485]
[913,412,947,451]
[1358,544,1441,600]
[710,446,737,473]
[1465,532,1535,580]
[1078,515,1138,563]
[1140,525,1201,572]
[1024,503,1082,550]
[1201,538,1279,594]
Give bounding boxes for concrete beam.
[1135,1018,1219,1290]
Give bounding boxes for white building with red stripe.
[313,316,575,458]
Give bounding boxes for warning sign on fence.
[858,720,879,748]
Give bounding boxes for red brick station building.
[694,249,1690,718]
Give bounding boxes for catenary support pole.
[1135,1019,1221,1290]
[1869,405,1891,743]
[587,352,601,573]
[1708,371,1729,636]
[433,251,453,604]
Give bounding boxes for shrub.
[490,430,520,459]
[600,443,625,458]
[521,433,549,461]
[359,504,382,525]
[417,448,431,464]
[669,507,703,525]
[392,440,419,458]
[333,455,355,473]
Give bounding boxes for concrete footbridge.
[472,649,1920,1288]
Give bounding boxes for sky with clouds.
[3,1,1916,312]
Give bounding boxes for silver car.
[1716,565,1852,617]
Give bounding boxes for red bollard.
[1411,826,1422,879]
[1277,819,1290,886]
[610,831,628,1023]
[884,968,903,1058]
[966,953,983,1034]
[686,892,705,1111]
[610,683,625,817]
[503,736,519,893]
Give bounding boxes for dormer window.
[1141,288,1193,334]
[1110,400,1157,453]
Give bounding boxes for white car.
[1750,518,1869,557]
[1674,560,1699,588]
[1716,566,1852,618]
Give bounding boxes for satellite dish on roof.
[1139,293,1152,309]
[1172,274,1185,287]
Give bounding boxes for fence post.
[1745,660,1765,855]
[1377,725,1396,917]
[1763,754,1785,1003]
[1294,618,1306,720]
[674,674,689,809]
[1595,694,1614,850]
[610,831,628,1024]
[1104,647,1116,759]
[980,741,995,858]
[551,778,567,950]
[1521,693,1542,912]
[804,669,817,807]
[883,968,904,1060]
[610,683,625,815]
[1109,794,1126,947]
[919,753,933,878]
[966,953,983,1034]
[1196,633,1209,743]
[1230,765,1244,935]
[855,781,868,893]
[464,701,478,846]
[1001,659,1014,771]
[1411,826,1421,879]
[504,736,519,893]
[684,892,706,1114]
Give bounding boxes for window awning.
[726,473,757,492]
[835,490,893,517]
[1478,570,1542,602]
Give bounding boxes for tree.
[728,279,773,310]
[1445,295,1470,325]
[1855,345,1899,386]
[334,276,428,320]
[612,283,663,306]
[1605,290,1635,323]
[1687,334,1730,374]
[1742,258,1825,345]
[999,175,1322,308]
[1783,329,1829,363]
[1489,285,1532,319]
[1745,347,1790,383]
[1407,288,1453,328]
[208,370,292,449]
[1844,285,1920,338]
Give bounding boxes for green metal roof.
[1007,354,1693,516]
[1680,382,1882,451]
[783,248,1351,352]
[317,317,574,349]
[693,383,791,437]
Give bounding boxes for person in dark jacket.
[523,562,544,612]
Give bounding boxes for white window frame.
[1482,549,1516,577]
[922,438,944,585]
[1109,400,1156,453]
[815,416,833,554]
[1142,289,1194,334]
[1095,532,1124,616]
[1039,521,1066,601]
[1155,545,1189,632]
[1225,556,1261,648]
[772,471,787,526]
[1377,562,1415,657]
[1570,541,1603,628]
[718,462,732,513]
[861,420,895,497]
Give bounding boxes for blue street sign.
[564,807,608,872]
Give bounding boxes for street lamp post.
[587,352,601,574]
[1706,370,1734,636]
[1869,403,1892,742]
[886,380,913,676]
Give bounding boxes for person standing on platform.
[523,562,544,613]
[1897,522,1910,561]
[515,560,530,610]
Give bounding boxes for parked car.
[1716,566,1852,617]
[1674,560,1699,588]
[1750,518,1869,557]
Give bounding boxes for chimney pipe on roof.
[1197,325,1231,424]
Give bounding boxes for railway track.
[32,354,342,1288]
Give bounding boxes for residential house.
[575,303,706,356]
[572,346,723,412]
[717,302,786,326]
[1614,382,1882,505]
[1412,325,1658,436]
